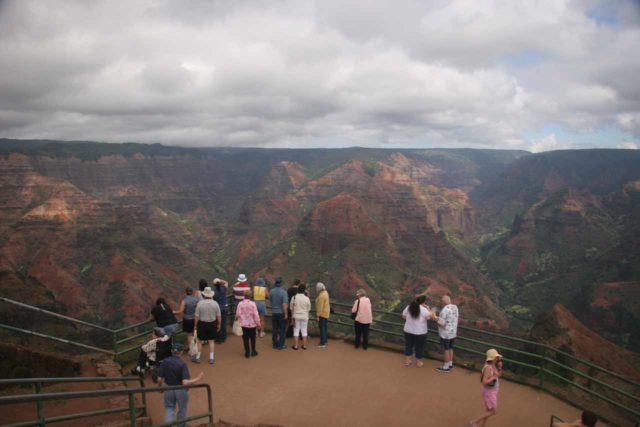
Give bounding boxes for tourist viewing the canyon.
[1,0,640,425]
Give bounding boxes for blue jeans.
[271,313,286,348]
[318,317,328,345]
[163,323,180,338]
[404,332,427,359]
[164,389,189,427]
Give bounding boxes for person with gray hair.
[315,282,331,348]
[435,294,459,373]
[131,327,170,376]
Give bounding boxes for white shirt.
[402,305,430,335]
[290,294,311,321]
[437,304,459,339]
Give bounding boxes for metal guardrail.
[549,415,564,426]
[327,301,640,426]
[1,294,639,425]
[0,377,147,426]
[0,382,213,427]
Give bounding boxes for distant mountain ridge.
[0,138,638,360]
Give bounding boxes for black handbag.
[351,298,360,320]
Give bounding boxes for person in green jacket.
[315,282,330,348]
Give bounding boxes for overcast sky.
[1,0,639,151]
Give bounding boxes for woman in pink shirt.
[235,290,261,358]
[351,289,373,350]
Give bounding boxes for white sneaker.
[259,331,266,337]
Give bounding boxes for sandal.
[404,360,412,367]
[416,361,424,368]
[302,346,307,350]
[291,346,299,351]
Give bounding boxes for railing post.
[207,385,214,426]
[35,381,45,427]
[113,330,118,362]
[139,377,147,417]
[128,393,137,427]
[538,346,547,389]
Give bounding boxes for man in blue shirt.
[269,277,289,350]
[157,343,204,427]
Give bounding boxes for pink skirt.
[482,386,499,411]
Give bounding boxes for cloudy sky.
[1,0,639,151]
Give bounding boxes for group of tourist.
[142,276,597,427]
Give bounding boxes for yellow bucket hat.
[486,348,503,362]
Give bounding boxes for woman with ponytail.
[401,295,432,367]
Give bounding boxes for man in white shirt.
[435,295,459,373]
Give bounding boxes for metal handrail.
[0,323,114,354]
[2,293,639,425]
[0,297,113,333]
[549,415,564,427]
[326,307,639,426]
[0,376,144,387]
[0,383,213,427]
[0,376,148,422]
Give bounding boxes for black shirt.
[158,355,190,386]
[151,304,178,327]
[287,286,298,303]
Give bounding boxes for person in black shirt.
[157,343,204,427]
[213,278,229,343]
[150,297,180,337]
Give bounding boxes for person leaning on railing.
[150,297,180,337]
[157,343,204,427]
[352,289,372,350]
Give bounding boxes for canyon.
[0,139,639,362]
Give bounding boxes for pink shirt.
[236,299,261,328]
[352,297,373,324]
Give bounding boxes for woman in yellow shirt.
[315,282,330,347]
[253,278,269,337]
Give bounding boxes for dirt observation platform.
[142,336,585,427]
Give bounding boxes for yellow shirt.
[253,286,267,301]
[315,290,330,318]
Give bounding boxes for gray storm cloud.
[0,0,639,151]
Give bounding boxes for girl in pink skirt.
[470,349,503,427]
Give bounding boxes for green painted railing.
[0,381,213,427]
[1,295,639,426]
[0,377,146,426]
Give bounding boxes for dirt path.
[143,335,586,427]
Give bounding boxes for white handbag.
[188,334,199,357]
[232,320,243,336]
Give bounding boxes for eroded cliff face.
[530,304,640,379]
[0,147,507,327]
